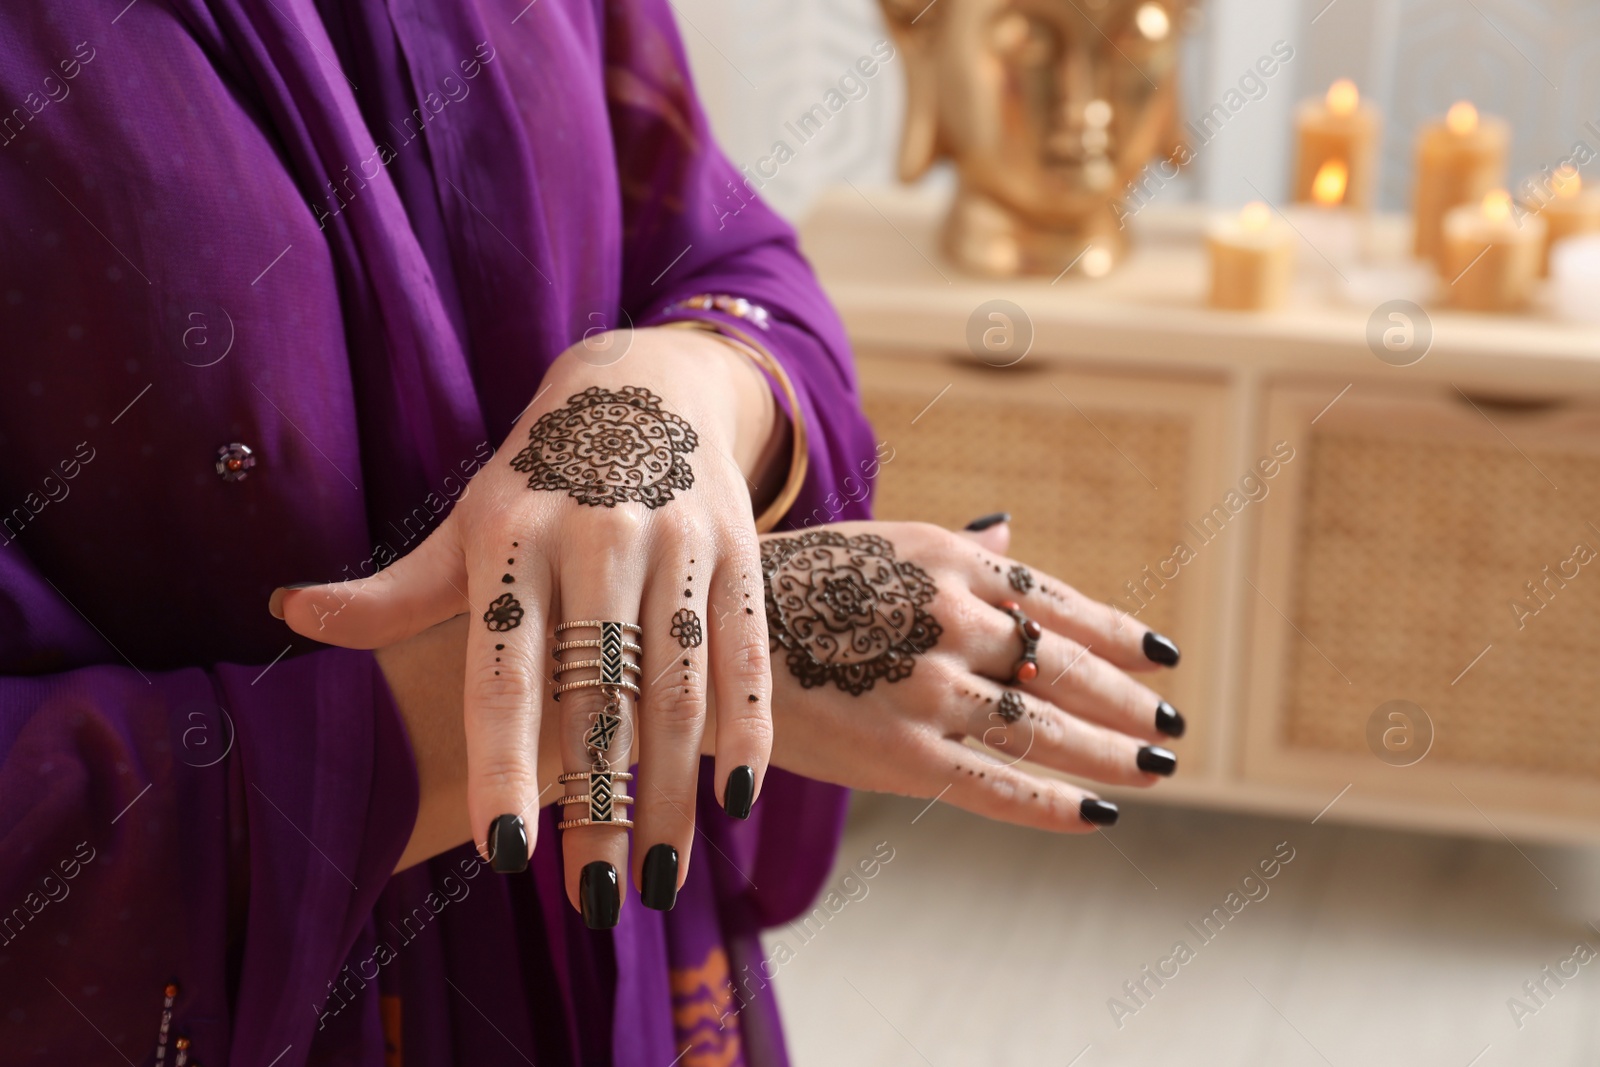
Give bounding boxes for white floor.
[767,794,1600,1067]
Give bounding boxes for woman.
[0,1,1184,1063]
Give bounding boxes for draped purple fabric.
[0,1,876,1063]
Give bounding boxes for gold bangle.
[664,318,810,533]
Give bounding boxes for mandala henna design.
[511,386,698,508]
[1008,565,1034,594]
[484,593,524,632]
[671,607,703,648]
[762,531,942,695]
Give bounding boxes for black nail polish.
[963,512,1011,531]
[1155,701,1187,739]
[1137,745,1178,777]
[1142,631,1181,667]
[724,766,756,820]
[487,814,528,873]
[1080,798,1119,825]
[641,844,680,911]
[580,861,620,929]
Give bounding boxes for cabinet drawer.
[1244,382,1600,823]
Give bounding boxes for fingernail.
[724,765,756,820]
[580,861,620,929]
[964,512,1011,531]
[1137,745,1178,776]
[487,814,528,873]
[269,582,323,621]
[1142,631,1181,667]
[640,844,679,911]
[1080,797,1119,825]
[1155,701,1187,739]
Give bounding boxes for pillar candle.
[1529,166,1600,276]
[1207,202,1295,311]
[1413,101,1510,266]
[1292,79,1381,211]
[1442,190,1545,312]
[1550,234,1600,324]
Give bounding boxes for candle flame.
[1134,2,1170,41]
[1311,159,1349,206]
[1326,79,1359,117]
[1446,101,1479,136]
[1482,189,1512,222]
[1553,165,1582,199]
[1240,201,1272,231]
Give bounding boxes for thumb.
[269,515,470,649]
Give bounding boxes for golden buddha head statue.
[880,0,1190,276]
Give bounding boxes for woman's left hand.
[273,326,783,925]
[752,518,1186,831]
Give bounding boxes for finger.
[957,512,1012,555]
[272,515,469,649]
[464,530,550,880]
[631,537,712,910]
[924,729,1120,834]
[960,677,1173,787]
[962,543,1180,674]
[960,593,1180,744]
[707,535,772,819]
[552,528,645,929]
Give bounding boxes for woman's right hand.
[753,518,1187,831]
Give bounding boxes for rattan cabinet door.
[1244,382,1600,836]
[853,348,1230,776]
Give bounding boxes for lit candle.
[1414,101,1510,266]
[1292,79,1381,210]
[1207,201,1295,311]
[1529,166,1600,276]
[1286,154,1362,279]
[1441,189,1545,312]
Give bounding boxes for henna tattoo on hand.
[1007,565,1033,594]
[511,386,698,508]
[484,593,524,632]
[670,607,703,648]
[762,531,941,695]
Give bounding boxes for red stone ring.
[1000,600,1042,684]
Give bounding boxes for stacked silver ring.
[553,621,641,831]
[551,620,642,701]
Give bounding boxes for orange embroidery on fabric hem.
[669,947,744,1067]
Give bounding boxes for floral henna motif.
[671,607,703,648]
[511,386,698,508]
[1008,565,1033,594]
[484,593,524,632]
[762,531,941,695]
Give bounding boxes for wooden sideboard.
[800,185,1600,845]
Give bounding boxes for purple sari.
[0,1,875,1062]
